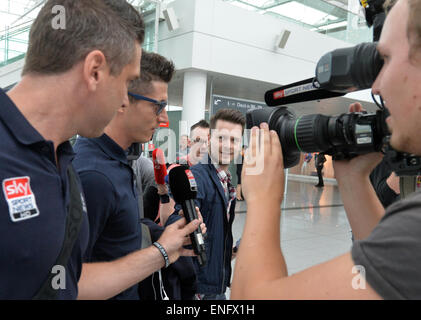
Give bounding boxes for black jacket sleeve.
[369,158,400,208]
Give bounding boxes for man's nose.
[158,108,169,124]
[371,68,383,96]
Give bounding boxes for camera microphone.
[152,148,170,204]
[265,77,344,107]
[168,166,207,267]
[264,42,383,107]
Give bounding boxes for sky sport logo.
[2,177,40,222]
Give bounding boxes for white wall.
[0,58,23,88]
[158,0,354,85]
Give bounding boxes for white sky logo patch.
[3,176,40,222]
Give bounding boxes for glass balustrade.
[0,20,32,67]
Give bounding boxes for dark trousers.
[316,167,324,186]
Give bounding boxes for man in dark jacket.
[168,109,245,300]
[315,153,326,188]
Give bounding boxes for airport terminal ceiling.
[0,0,362,31]
[1,0,374,116]
[221,0,365,33]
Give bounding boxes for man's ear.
[83,50,108,92]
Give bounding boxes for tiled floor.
[227,179,353,298]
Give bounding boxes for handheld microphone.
[152,148,169,203]
[168,166,207,267]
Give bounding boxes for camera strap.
[33,164,84,300]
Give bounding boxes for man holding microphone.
[73,51,205,300]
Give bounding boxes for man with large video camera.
[231,0,421,299]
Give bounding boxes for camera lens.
[246,107,385,168]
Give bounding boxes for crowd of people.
[1,0,421,300]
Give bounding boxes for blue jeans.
[196,293,226,300]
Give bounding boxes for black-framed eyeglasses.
[128,92,167,115]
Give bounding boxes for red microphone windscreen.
[152,148,167,185]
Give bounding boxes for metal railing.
[224,0,372,43]
[0,20,33,67]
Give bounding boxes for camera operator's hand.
[330,102,386,239]
[334,101,384,181]
[349,103,400,196]
[333,152,384,182]
[349,101,365,113]
[242,123,284,207]
[386,171,400,194]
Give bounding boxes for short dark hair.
[210,109,245,132]
[190,120,210,133]
[23,0,145,76]
[128,51,175,98]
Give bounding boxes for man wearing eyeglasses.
[72,51,205,300]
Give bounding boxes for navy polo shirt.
[0,89,89,299]
[73,134,142,300]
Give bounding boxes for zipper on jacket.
[221,232,227,295]
[221,204,235,295]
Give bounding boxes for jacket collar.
[0,89,75,165]
[203,155,229,208]
[0,89,46,146]
[91,133,129,165]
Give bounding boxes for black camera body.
[246,107,388,168]
[247,42,421,176]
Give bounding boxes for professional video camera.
[247,42,421,176]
